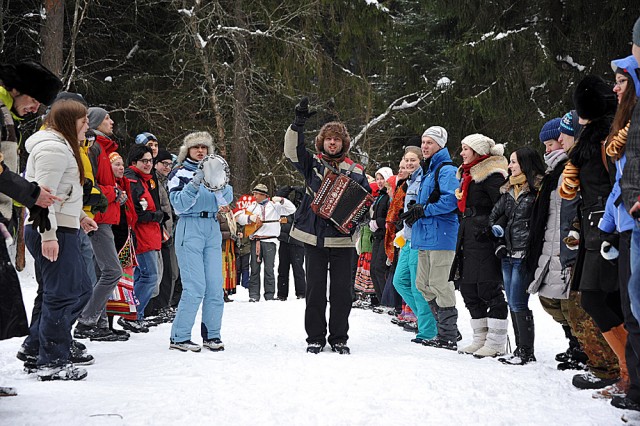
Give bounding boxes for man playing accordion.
[284,98,371,355]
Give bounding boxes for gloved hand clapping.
[293,97,317,128]
[399,202,425,226]
[152,210,165,223]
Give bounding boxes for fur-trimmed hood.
[456,155,508,182]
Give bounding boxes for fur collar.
[456,155,508,182]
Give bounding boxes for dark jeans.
[501,256,530,312]
[304,244,354,346]
[277,240,306,298]
[23,227,91,366]
[146,240,178,316]
[236,253,250,289]
[619,231,640,402]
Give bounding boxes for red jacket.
[124,166,162,253]
[90,135,121,225]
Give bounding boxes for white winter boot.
[459,318,488,354]
[473,317,508,358]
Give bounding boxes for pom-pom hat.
[460,133,504,156]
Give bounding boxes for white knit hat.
[460,133,504,156]
[177,131,214,164]
[375,166,393,182]
[422,126,448,148]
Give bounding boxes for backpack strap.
[427,161,455,204]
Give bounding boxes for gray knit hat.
[177,131,214,164]
[88,107,108,130]
[422,126,448,148]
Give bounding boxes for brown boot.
[594,324,629,399]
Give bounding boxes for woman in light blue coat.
[168,132,233,352]
[393,145,437,343]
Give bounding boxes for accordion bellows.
[311,172,373,234]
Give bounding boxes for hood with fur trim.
[456,155,508,182]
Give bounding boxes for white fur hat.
[177,131,214,164]
[460,133,504,156]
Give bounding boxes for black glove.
[152,210,165,223]
[293,97,317,128]
[29,206,52,233]
[399,202,424,227]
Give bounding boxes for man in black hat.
[0,60,62,223]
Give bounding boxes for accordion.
[311,172,374,234]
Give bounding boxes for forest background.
[2,0,637,194]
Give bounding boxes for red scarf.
[457,155,489,213]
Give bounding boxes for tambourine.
[198,154,230,191]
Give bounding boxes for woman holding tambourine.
[166,131,233,353]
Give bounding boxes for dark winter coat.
[370,186,390,241]
[569,117,618,292]
[276,185,305,246]
[489,176,540,255]
[449,155,508,284]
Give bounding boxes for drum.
[199,154,230,191]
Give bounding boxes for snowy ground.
[1,257,638,425]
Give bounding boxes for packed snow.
[0,251,637,425]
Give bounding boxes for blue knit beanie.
[135,132,157,145]
[539,118,561,143]
[559,110,582,137]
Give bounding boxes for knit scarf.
[605,121,630,160]
[509,174,527,200]
[455,155,490,213]
[182,157,198,172]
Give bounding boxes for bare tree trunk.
[41,0,65,76]
[231,0,250,194]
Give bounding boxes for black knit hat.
[154,149,173,164]
[573,75,617,121]
[0,61,62,106]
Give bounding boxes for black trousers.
[304,244,354,346]
[370,236,388,302]
[277,240,306,298]
[458,281,508,319]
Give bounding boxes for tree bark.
[231,0,250,194]
[41,0,65,76]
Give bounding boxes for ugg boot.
[473,317,508,358]
[594,324,629,399]
[499,310,536,365]
[459,317,488,354]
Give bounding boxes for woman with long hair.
[489,146,545,365]
[21,99,97,381]
[451,134,509,358]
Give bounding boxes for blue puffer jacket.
[600,154,635,234]
[411,148,459,251]
[284,125,371,248]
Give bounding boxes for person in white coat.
[236,184,296,301]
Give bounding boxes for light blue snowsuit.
[168,158,233,343]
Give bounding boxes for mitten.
[293,97,317,128]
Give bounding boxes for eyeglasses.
[137,158,153,164]
[615,79,628,87]
[159,161,173,167]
